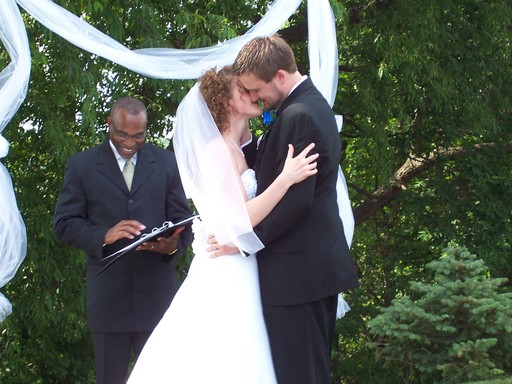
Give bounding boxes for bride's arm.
[210,143,318,256]
[245,143,318,227]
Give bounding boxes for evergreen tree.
[368,246,512,383]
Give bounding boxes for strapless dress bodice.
[240,168,257,200]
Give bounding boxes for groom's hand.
[207,235,240,258]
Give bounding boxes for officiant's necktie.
[122,158,135,191]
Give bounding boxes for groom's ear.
[275,69,287,85]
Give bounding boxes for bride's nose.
[249,92,259,103]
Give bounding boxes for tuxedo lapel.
[130,144,156,194]
[255,126,273,172]
[97,140,128,193]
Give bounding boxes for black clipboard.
[95,215,199,276]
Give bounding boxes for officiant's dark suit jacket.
[253,77,359,306]
[54,139,192,333]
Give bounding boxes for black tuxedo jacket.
[254,77,359,305]
[54,139,192,332]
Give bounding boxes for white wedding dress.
[127,169,277,384]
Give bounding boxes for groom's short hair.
[233,34,298,82]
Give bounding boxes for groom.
[233,35,360,383]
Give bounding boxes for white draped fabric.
[307,0,355,249]
[0,0,354,321]
[15,0,302,80]
[0,0,30,322]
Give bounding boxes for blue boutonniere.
[262,110,276,126]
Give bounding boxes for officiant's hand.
[104,220,146,244]
[207,235,240,258]
[137,226,185,254]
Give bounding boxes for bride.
[127,67,318,383]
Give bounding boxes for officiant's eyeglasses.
[111,128,146,141]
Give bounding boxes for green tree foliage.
[368,246,512,383]
[333,1,511,381]
[0,0,511,382]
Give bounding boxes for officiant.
[53,96,193,384]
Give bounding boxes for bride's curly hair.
[199,66,235,133]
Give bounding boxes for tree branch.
[353,141,512,225]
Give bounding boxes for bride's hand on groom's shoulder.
[281,143,318,186]
[207,234,240,258]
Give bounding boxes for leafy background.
[1,0,511,382]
